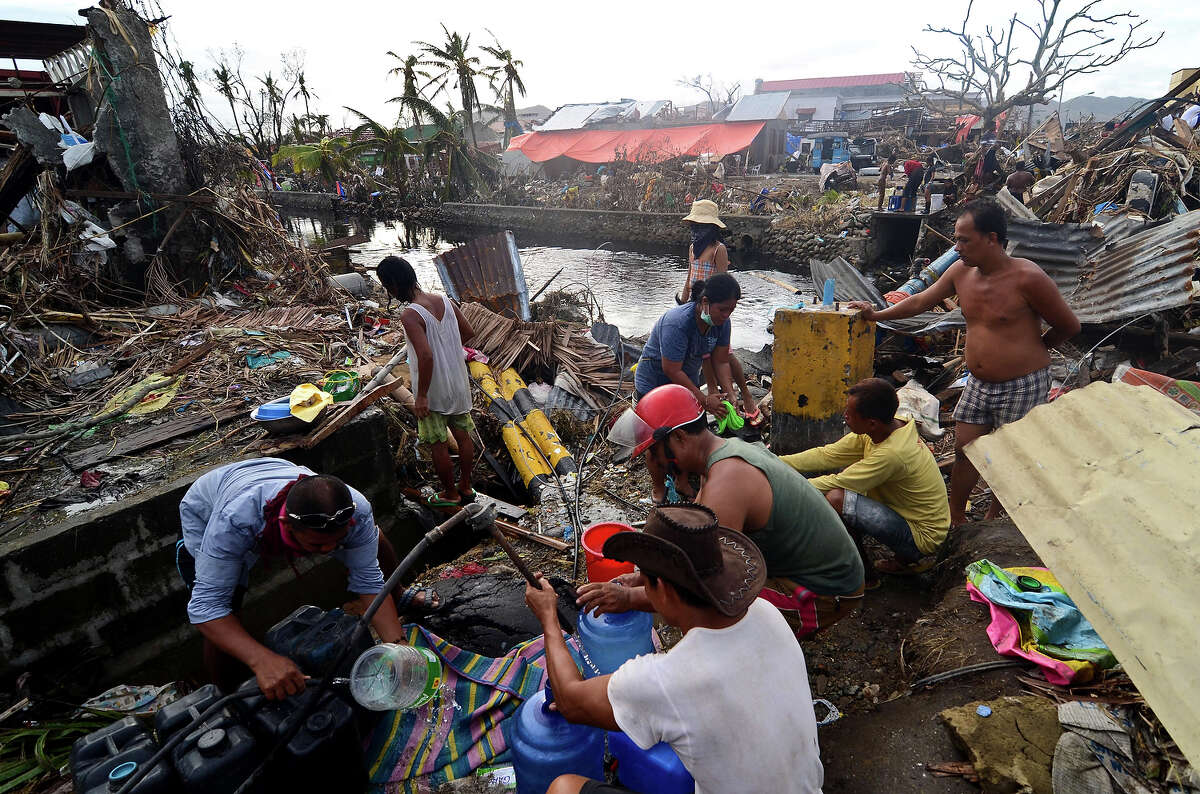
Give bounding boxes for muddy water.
[285,215,811,350]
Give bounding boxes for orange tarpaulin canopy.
[507,122,765,164]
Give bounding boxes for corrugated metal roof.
[727,92,789,122]
[539,101,641,131]
[809,256,964,333]
[759,73,907,92]
[966,380,1200,766]
[0,20,87,61]
[1008,211,1200,324]
[433,231,531,320]
[624,100,670,120]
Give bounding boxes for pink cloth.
[966,580,1078,685]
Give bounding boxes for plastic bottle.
[576,609,655,677]
[608,731,694,794]
[511,685,605,794]
[348,643,443,711]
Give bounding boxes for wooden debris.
[66,404,245,470]
[927,761,979,782]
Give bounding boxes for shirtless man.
[877,155,897,210]
[850,199,1080,526]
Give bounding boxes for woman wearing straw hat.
[676,200,761,429]
[677,199,729,304]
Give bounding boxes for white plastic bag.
[896,380,944,440]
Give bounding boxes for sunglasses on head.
[286,504,355,530]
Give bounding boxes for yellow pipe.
[499,368,577,475]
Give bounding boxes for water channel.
[285,215,812,351]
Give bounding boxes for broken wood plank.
[66,404,245,470]
[162,339,216,376]
[302,378,403,449]
[496,518,571,552]
[927,761,978,781]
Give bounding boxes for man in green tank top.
[592,385,865,639]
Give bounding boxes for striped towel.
[364,625,583,793]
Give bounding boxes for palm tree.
[343,107,416,184]
[481,33,526,148]
[272,136,354,188]
[385,52,448,133]
[296,71,314,139]
[416,26,484,148]
[212,63,244,141]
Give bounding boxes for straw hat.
[603,504,765,617]
[681,199,726,228]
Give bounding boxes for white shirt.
[607,599,824,794]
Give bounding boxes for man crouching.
[523,504,824,794]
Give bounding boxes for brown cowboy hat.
[602,504,766,617]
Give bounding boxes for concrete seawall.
[259,191,864,273]
[0,407,425,687]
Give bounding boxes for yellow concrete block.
[771,306,875,453]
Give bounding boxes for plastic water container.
[577,608,655,677]
[609,731,694,794]
[243,684,364,791]
[71,717,173,792]
[266,605,372,677]
[581,522,636,582]
[348,643,443,711]
[77,746,174,794]
[172,711,260,794]
[511,685,605,794]
[154,684,224,740]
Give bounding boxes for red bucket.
[581,522,636,583]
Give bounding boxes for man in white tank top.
[378,256,477,507]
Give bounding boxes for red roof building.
[758,73,908,93]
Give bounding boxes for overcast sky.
[16,0,1200,128]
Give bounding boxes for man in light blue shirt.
[178,458,408,699]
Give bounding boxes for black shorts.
[176,539,247,612]
[581,781,634,794]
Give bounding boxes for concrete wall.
[259,190,342,214]
[0,408,424,688]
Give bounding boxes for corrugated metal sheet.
[624,100,669,120]
[432,231,531,320]
[0,20,87,60]
[759,73,907,92]
[809,256,964,333]
[727,93,789,122]
[539,104,609,131]
[1009,211,1200,324]
[966,381,1200,766]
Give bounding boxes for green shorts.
[417,411,474,444]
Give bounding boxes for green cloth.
[707,438,864,595]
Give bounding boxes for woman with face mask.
[634,273,754,503]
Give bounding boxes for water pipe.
[893,248,960,298]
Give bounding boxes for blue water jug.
[609,731,694,794]
[511,685,605,794]
[577,609,655,677]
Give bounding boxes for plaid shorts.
[953,368,1051,427]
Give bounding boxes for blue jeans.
[842,491,923,564]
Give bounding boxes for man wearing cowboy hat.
[525,504,824,794]
[588,384,865,640]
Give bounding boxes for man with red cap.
[585,384,865,639]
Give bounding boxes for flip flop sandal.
[426,493,461,508]
[744,408,765,428]
[396,585,440,614]
[459,489,477,504]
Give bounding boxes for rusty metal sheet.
[966,381,1200,765]
[433,231,531,320]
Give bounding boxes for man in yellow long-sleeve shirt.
[781,379,950,586]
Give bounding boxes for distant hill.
[1028,95,1149,126]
